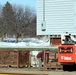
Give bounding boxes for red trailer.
[0,50,30,68]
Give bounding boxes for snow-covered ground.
[0,38,49,48]
[0,36,58,48]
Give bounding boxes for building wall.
[37,0,76,35]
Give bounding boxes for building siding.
[37,0,76,35]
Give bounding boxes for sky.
[0,0,36,9]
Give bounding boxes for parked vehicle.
[58,33,76,71]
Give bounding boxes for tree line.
[0,2,36,42]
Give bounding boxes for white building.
[37,0,76,35]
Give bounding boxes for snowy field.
[0,37,58,48]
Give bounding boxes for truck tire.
[63,64,75,71]
[63,65,67,71]
[63,65,70,71]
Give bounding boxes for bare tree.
[13,5,25,41]
[23,6,36,37]
[13,5,36,38]
[30,15,36,37]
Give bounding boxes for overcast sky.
[0,0,36,9]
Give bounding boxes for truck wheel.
[63,65,74,71]
[63,65,68,71]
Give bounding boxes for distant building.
[37,0,76,35]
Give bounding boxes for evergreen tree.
[2,2,16,37]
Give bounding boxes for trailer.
[0,50,30,68]
[37,0,76,35]
[43,51,62,70]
